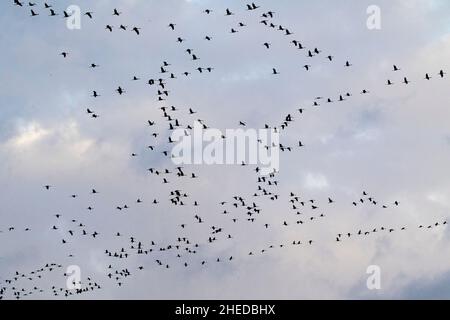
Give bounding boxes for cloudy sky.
[1,0,450,299]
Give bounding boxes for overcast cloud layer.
[1,0,450,299]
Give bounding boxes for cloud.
[1,0,450,300]
[304,173,329,190]
[6,122,50,148]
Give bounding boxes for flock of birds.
[1,0,448,299]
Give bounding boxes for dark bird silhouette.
[132,27,141,35]
[225,8,234,16]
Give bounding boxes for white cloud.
[6,122,50,148]
[303,173,329,190]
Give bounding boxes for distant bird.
[247,3,260,10]
[116,86,125,95]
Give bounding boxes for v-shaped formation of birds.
[1,1,448,299]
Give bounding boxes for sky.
[1,0,450,299]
